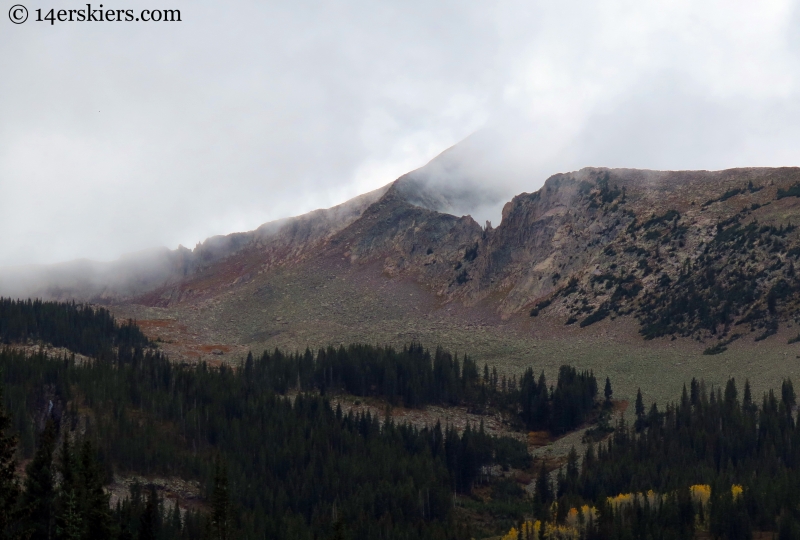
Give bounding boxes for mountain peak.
[6,162,800,364]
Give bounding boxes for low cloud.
[1,0,799,266]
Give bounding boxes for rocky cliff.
[6,162,800,373]
[117,165,800,348]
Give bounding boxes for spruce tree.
[743,379,756,415]
[0,385,21,539]
[781,379,796,415]
[604,377,613,408]
[56,490,82,540]
[78,440,111,539]
[22,420,57,540]
[535,460,551,506]
[564,446,579,494]
[166,500,182,538]
[211,458,230,540]
[138,485,158,540]
[724,378,738,409]
[634,388,645,431]
[55,435,80,540]
[56,436,75,496]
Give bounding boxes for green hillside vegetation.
[1,301,591,539]
[11,300,800,538]
[248,344,598,434]
[519,377,800,539]
[1,345,539,539]
[0,298,150,358]
[533,180,800,345]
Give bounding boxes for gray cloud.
[1,0,799,266]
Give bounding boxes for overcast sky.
[2,0,800,266]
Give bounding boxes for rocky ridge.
[138,166,800,345]
[7,163,800,390]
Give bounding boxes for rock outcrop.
[6,161,800,350]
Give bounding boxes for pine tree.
[167,500,182,538]
[690,378,699,406]
[55,435,80,540]
[604,377,613,408]
[56,436,76,496]
[781,379,796,415]
[634,388,645,431]
[0,384,21,539]
[78,440,111,539]
[244,351,254,377]
[22,420,57,540]
[56,490,82,540]
[724,378,738,409]
[211,458,230,540]
[647,402,660,427]
[535,460,551,506]
[564,446,579,495]
[138,485,158,540]
[743,379,756,415]
[533,372,549,430]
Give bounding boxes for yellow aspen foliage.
[501,526,519,540]
[606,489,663,512]
[690,484,711,507]
[541,522,581,540]
[565,507,579,528]
[580,505,598,524]
[518,520,541,539]
[501,515,591,540]
[645,489,661,507]
[500,508,599,540]
[502,488,742,540]
[608,492,635,511]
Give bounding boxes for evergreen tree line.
[113,478,206,540]
[0,388,209,540]
[0,300,606,538]
[528,377,800,539]
[253,343,481,407]
[0,345,531,539]
[249,344,599,434]
[517,365,598,434]
[0,298,150,359]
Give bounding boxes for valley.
[6,163,800,537]
[5,164,800,405]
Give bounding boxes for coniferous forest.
[0,298,149,358]
[506,376,800,540]
[245,344,598,434]
[6,300,800,538]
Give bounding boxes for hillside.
[0,184,390,303]
[6,161,800,403]
[5,302,800,539]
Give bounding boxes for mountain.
[0,183,390,303]
[5,155,800,403]
[132,165,800,333]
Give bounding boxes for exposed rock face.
[394,166,800,339]
[125,165,800,344]
[6,162,800,353]
[0,183,390,303]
